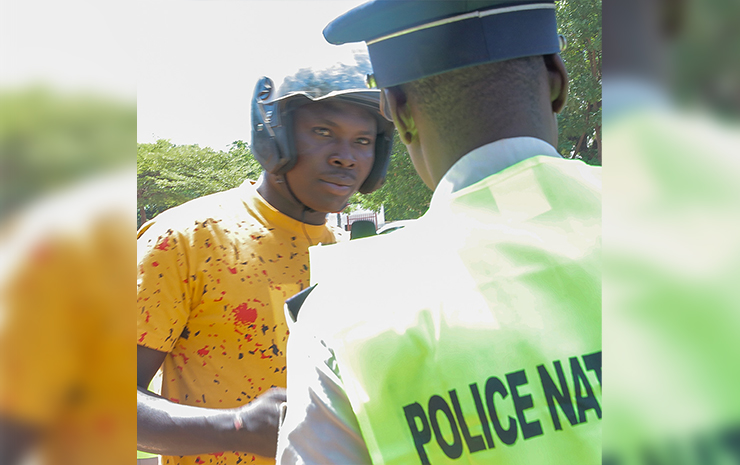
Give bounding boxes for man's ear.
[382,87,416,144]
[544,54,569,114]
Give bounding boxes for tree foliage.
[1,88,135,219]
[350,133,432,221]
[556,0,602,165]
[137,139,262,227]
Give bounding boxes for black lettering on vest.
[537,361,578,430]
[570,356,602,423]
[449,389,486,454]
[582,351,602,386]
[403,402,432,465]
[428,395,463,459]
[484,376,517,445]
[506,370,543,440]
[470,382,495,449]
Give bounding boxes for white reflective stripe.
[366,3,555,45]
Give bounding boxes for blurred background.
[1,0,135,463]
[1,0,739,463]
[603,0,740,464]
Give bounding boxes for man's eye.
[356,137,372,146]
[313,128,331,137]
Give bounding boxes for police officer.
[277,1,601,464]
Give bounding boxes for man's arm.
[276,328,371,464]
[137,345,286,458]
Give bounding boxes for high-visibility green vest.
[308,156,601,464]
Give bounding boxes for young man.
[277,1,601,464]
[136,79,394,465]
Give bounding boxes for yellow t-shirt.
[0,172,135,465]
[137,180,344,465]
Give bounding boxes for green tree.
[137,140,262,227]
[1,88,135,219]
[349,133,432,221]
[556,0,602,165]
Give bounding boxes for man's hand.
[138,345,288,457]
[232,388,287,458]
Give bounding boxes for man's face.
[285,100,377,213]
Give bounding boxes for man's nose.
[328,140,356,168]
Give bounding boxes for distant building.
[327,205,386,232]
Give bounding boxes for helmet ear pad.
[251,76,297,175]
[359,127,393,194]
[260,108,296,176]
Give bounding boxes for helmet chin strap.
[279,173,351,245]
[280,174,315,214]
[280,174,316,246]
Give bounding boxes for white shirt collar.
[431,137,561,208]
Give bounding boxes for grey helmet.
[251,76,395,194]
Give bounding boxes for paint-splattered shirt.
[137,180,344,465]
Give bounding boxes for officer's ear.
[544,54,569,114]
[382,87,417,144]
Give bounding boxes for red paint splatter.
[197,346,210,357]
[262,270,267,276]
[195,457,205,464]
[144,311,151,323]
[177,352,189,364]
[234,328,244,336]
[152,261,159,267]
[170,397,180,403]
[228,266,237,274]
[232,303,258,325]
[255,342,263,347]
[253,298,262,304]
[245,334,252,342]
[154,237,170,251]
[138,332,147,343]
[211,452,224,457]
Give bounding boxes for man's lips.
[320,174,357,196]
[320,174,356,188]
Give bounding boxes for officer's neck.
[418,107,556,190]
